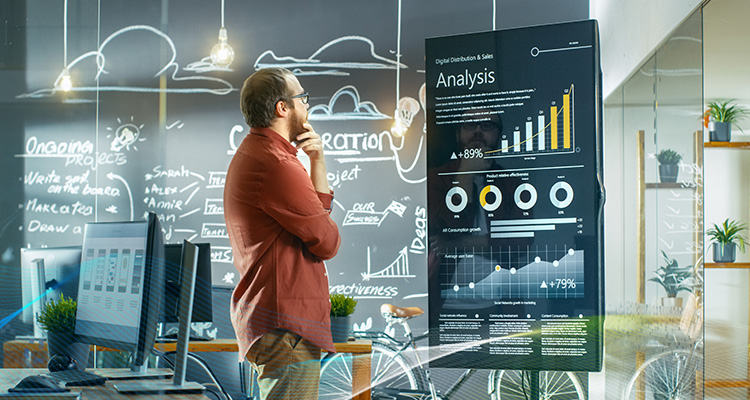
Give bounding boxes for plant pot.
[658,163,679,183]
[47,332,90,370]
[709,121,732,142]
[660,297,683,308]
[330,315,351,343]
[713,243,737,263]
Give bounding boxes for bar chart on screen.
[488,84,576,158]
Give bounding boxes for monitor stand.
[114,241,205,394]
[97,364,173,380]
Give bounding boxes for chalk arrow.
[107,172,133,221]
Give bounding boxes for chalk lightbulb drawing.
[107,116,146,151]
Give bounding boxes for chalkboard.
[0,0,588,347]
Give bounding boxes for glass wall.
[603,8,705,399]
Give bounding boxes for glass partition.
[603,7,705,400]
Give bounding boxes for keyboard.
[45,370,107,387]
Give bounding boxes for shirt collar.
[250,127,297,155]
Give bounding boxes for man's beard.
[288,107,307,142]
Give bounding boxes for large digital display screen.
[426,20,604,372]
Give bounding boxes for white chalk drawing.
[18,25,234,99]
[179,208,201,219]
[189,322,218,340]
[211,246,234,264]
[361,246,414,281]
[107,116,146,152]
[106,172,133,220]
[253,36,407,76]
[105,205,118,214]
[402,293,428,300]
[165,120,184,130]
[201,222,228,239]
[308,85,390,121]
[207,172,227,188]
[222,272,236,286]
[353,317,373,332]
[342,200,406,227]
[173,228,198,242]
[204,199,224,215]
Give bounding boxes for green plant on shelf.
[703,99,749,132]
[648,251,695,297]
[656,149,682,165]
[707,218,748,252]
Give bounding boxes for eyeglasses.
[291,92,309,105]
[461,121,499,131]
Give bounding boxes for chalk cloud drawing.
[343,200,406,227]
[361,246,414,281]
[18,25,234,99]
[107,116,146,152]
[308,85,390,121]
[254,36,407,76]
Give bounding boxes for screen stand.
[32,258,48,339]
[114,241,205,394]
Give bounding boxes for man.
[224,67,341,399]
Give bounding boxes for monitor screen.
[162,243,213,323]
[75,214,164,371]
[19,246,82,337]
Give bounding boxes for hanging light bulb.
[56,0,73,92]
[391,96,420,138]
[57,68,73,92]
[210,27,235,68]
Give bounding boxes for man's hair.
[240,68,295,128]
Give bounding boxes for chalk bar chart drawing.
[361,246,415,281]
[253,36,408,76]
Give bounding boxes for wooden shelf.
[704,141,750,149]
[704,379,750,388]
[705,262,750,269]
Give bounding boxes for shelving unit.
[636,130,703,303]
[635,130,705,397]
[703,140,750,393]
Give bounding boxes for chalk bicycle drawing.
[318,303,585,400]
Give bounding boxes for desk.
[4,339,373,400]
[0,368,208,399]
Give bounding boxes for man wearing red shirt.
[224,67,341,399]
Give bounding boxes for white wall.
[590,0,702,101]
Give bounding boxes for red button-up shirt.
[224,127,341,360]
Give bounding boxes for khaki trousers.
[247,329,321,400]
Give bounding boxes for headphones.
[47,354,79,372]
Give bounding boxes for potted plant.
[330,294,357,343]
[656,149,682,183]
[648,251,695,307]
[707,218,748,263]
[703,99,749,142]
[37,295,89,369]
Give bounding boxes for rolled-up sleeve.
[260,157,341,260]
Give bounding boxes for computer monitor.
[162,243,213,324]
[74,213,164,377]
[19,246,82,338]
[114,240,205,394]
